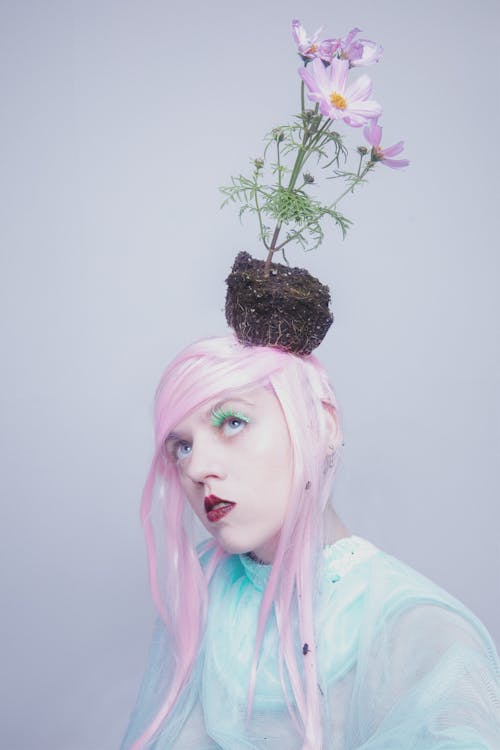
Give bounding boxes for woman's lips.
[204,494,236,523]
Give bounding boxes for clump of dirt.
[225,251,333,355]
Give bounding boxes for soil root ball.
[225,251,333,355]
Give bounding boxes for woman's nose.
[183,436,226,484]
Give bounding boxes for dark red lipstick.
[204,494,236,523]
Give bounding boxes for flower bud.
[254,157,264,170]
[309,114,321,133]
[357,146,368,156]
[272,128,285,142]
[303,172,315,184]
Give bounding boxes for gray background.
[1,1,499,748]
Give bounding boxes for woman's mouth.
[204,494,236,523]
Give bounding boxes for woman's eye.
[211,407,251,435]
[174,441,192,461]
[221,417,247,436]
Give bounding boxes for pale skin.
[166,385,349,563]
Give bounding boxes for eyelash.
[210,406,251,428]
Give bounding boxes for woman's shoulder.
[318,535,500,684]
[326,534,485,618]
[323,535,498,658]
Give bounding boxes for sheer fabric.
[122,536,500,749]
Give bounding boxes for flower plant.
[220,20,409,277]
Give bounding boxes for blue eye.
[221,417,246,436]
[173,441,192,462]
[211,406,251,435]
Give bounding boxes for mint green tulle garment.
[122,536,500,749]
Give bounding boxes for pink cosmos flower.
[363,118,409,168]
[291,19,340,62]
[299,57,382,127]
[339,27,383,67]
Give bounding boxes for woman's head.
[152,335,342,561]
[165,383,293,562]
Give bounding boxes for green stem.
[253,181,268,250]
[356,152,364,177]
[287,116,320,191]
[287,137,309,191]
[274,230,302,252]
[309,118,332,148]
[286,104,319,190]
[293,118,332,177]
[264,223,282,275]
[289,107,333,189]
[264,107,338,267]
[277,139,282,188]
[332,164,372,208]
[265,120,313,269]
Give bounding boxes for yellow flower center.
[329,91,347,110]
[306,43,318,54]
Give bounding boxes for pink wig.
[131,335,343,750]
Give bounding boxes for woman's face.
[165,385,292,563]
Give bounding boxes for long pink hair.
[131,335,342,749]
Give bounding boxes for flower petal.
[299,65,330,110]
[381,157,410,169]
[328,58,349,92]
[381,141,405,157]
[343,27,362,48]
[300,63,325,97]
[343,99,382,126]
[318,38,340,62]
[291,19,304,46]
[292,19,324,57]
[311,56,333,96]
[349,98,382,117]
[346,73,373,102]
[346,41,364,63]
[298,65,316,91]
[343,116,365,127]
[311,26,323,44]
[319,100,337,119]
[364,121,382,147]
[351,40,383,66]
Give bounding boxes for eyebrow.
[164,431,183,444]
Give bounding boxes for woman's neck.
[323,506,351,546]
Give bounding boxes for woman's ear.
[322,401,341,452]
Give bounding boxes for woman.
[122,336,500,749]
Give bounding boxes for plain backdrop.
[1,1,499,748]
